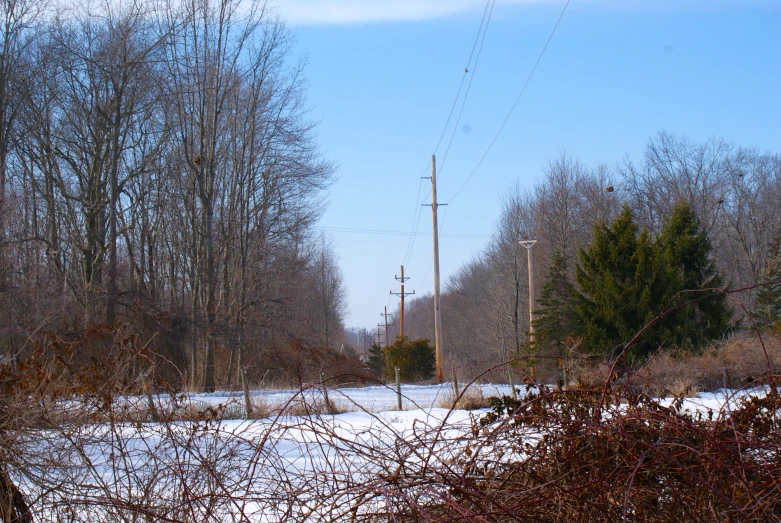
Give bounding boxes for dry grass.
[101,392,350,422]
[278,397,347,416]
[634,332,781,396]
[563,332,781,397]
[436,386,491,410]
[6,328,781,522]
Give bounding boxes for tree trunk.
[0,466,32,523]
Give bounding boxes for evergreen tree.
[383,337,435,382]
[754,235,781,334]
[570,204,731,363]
[655,203,731,348]
[533,250,574,355]
[367,342,385,375]
[570,205,662,362]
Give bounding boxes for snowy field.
[176,381,754,421]
[183,382,516,413]
[18,384,771,522]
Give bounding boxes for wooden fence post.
[395,366,402,410]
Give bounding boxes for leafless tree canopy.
[0,0,350,390]
[396,135,780,381]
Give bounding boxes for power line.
[387,0,500,318]
[402,175,427,266]
[438,0,497,178]
[324,226,489,239]
[447,0,572,204]
[403,185,431,266]
[402,0,497,269]
[432,0,493,156]
[386,280,398,309]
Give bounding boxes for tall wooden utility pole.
[391,265,414,338]
[424,154,446,383]
[380,306,395,347]
[519,239,538,345]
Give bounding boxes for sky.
[275,0,781,331]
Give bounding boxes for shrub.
[462,385,781,521]
[635,332,781,395]
[383,337,435,382]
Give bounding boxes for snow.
[20,383,774,521]
[182,382,515,412]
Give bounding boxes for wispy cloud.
[274,0,776,26]
[276,0,548,26]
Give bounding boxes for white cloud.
[276,0,548,26]
[274,0,777,26]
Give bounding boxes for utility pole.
[380,306,395,347]
[519,239,538,345]
[363,332,373,354]
[376,324,384,347]
[390,265,414,338]
[424,154,446,383]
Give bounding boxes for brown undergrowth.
[382,381,781,522]
[436,387,491,411]
[565,333,781,397]
[2,326,780,522]
[635,333,781,396]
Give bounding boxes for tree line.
[391,133,781,378]
[0,0,351,390]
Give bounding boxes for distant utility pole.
[519,239,538,345]
[376,324,384,347]
[380,306,395,347]
[423,154,446,383]
[390,265,414,338]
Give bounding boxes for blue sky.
[279,0,781,330]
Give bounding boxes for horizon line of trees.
[384,132,781,378]
[0,0,351,390]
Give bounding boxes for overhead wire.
[325,226,489,239]
[402,0,495,269]
[432,0,493,155]
[384,0,571,326]
[437,0,496,178]
[422,0,569,301]
[388,0,498,315]
[446,0,572,204]
[402,175,427,266]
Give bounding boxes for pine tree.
[754,235,781,334]
[655,203,731,348]
[570,205,662,361]
[569,203,731,363]
[367,342,385,375]
[534,250,574,355]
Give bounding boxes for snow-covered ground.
[21,384,770,522]
[182,382,515,412]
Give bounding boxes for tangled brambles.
[399,383,781,522]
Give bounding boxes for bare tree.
[0,0,45,276]
[159,0,333,390]
[0,0,337,388]
[620,132,731,236]
[306,235,347,350]
[718,148,781,292]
